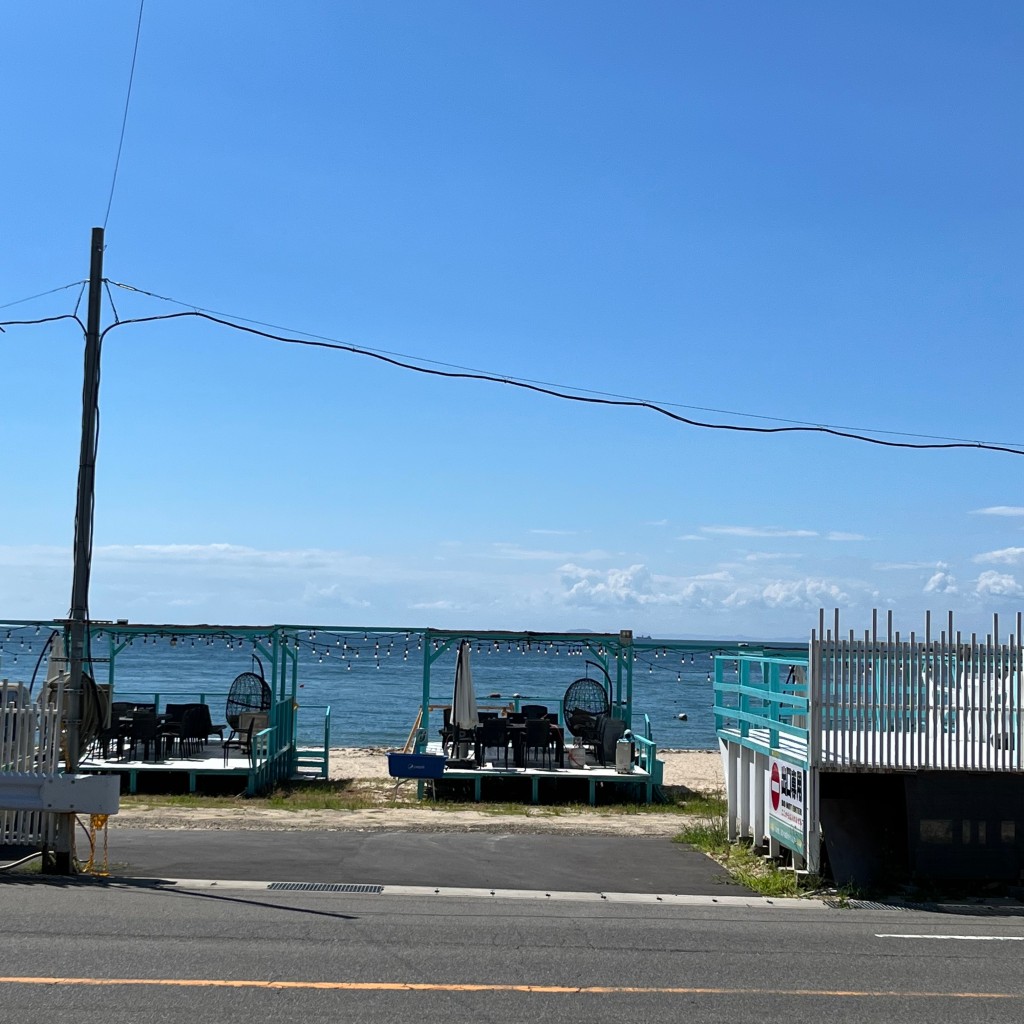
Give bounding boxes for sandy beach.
[328,746,724,793]
[109,747,724,836]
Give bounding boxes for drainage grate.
[267,882,384,894]
[826,899,912,911]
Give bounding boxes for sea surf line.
[0,977,1020,999]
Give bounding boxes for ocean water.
[0,626,760,750]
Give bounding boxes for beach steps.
[292,746,329,779]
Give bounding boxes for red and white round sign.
[770,761,781,810]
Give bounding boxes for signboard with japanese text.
[768,753,806,856]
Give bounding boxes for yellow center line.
[0,978,1019,999]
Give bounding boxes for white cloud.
[975,570,1024,598]
[973,547,1024,565]
[924,571,958,595]
[826,532,866,542]
[558,563,717,609]
[970,506,1024,517]
[644,519,670,527]
[744,552,796,562]
[560,563,658,607]
[723,578,847,610]
[529,529,576,536]
[702,526,817,538]
[675,534,706,542]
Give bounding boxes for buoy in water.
[488,692,501,698]
[677,713,688,721]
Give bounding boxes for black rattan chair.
[563,678,610,743]
[475,717,509,767]
[222,712,264,765]
[195,702,226,744]
[524,717,554,768]
[225,672,272,731]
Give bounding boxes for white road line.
[876,934,1024,942]
[138,879,831,907]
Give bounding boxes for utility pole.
[49,227,104,874]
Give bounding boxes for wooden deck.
[413,741,660,804]
[78,744,325,794]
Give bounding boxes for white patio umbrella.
[451,639,478,759]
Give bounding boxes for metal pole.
[50,227,104,874]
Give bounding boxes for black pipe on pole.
[50,227,103,874]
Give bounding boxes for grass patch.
[673,791,814,899]
[117,778,729,817]
[120,778,421,813]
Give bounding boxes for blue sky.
[2,1,1023,639]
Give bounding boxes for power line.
[0,281,87,311]
[102,0,146,230]
[98,309,1024,458]
[0,313,86,335]
[105,279,1024,452]
[5,280,1020,457]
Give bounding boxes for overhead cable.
[104,279,1023,450]
[0,282,88,311]
[102,0,146,229]
[99,310,1024,457]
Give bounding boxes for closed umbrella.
[451,639,478,760]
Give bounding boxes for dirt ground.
[110,747,724,836]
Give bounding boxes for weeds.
[673,791,815,899]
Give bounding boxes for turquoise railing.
[714,654,810,766]
[633,715,661,783]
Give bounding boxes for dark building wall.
[904,772,1024,882]
[819,770,1024,886]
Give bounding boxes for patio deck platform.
[77,744,325,795]
[410,741,661,805]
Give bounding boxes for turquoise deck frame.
[2,619,330,795]
[714,653,811,767]
[409,628,665,804]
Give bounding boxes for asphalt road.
[106,829,746,894]
[2,878,1023,1023]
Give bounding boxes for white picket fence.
[810,609,1024,772]
[1,679,64,845]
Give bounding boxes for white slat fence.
[811,610,1024,772]
[1,678,64,845]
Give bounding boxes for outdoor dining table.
[117,712,175,762]
[505,720,565,769]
